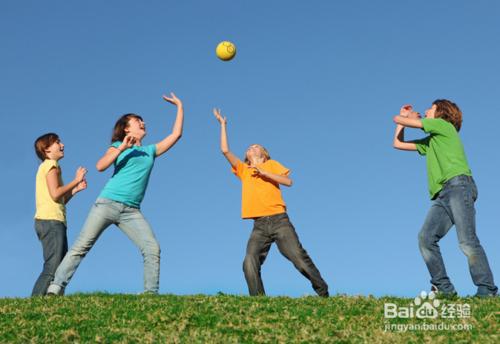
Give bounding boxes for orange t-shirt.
[232,159,290,219]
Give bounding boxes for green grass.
[0,294,498,343]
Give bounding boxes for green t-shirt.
[414,118,472,199]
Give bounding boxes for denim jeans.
[243,213,329,296]
[51,198,161,293]
[418,175,498,296]
[32,220,68,296]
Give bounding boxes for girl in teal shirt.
[47,92,184,295]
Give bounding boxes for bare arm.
[46,166,87,202]
[252,168,293,187]
[62,180,88,204]
[155,93,184,157]
[392,104,421,151]
[393,115,423,129]
[393,124,417,151]
[96,136,136,172]
[213,108,241,168]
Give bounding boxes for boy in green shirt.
[393,99,497,297]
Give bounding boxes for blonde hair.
[244,144,271,164]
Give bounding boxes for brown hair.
[34,133,59,161]
[433,99,462,131]
[244,144,271,164]
[111,113,143,143]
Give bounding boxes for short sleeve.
[412,136,431,156]
[42,159,59,175]
[269,160,290,176]
[111,141,122,149]
[421,118,448,135]
[146,144,157,158]
[231,161,246,179]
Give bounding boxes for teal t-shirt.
[99,142,156,208]
[414,118,472,199]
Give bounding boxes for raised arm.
[393,104,423,129]
[213,108,241,168]
[46,166,87,202]
[393,124,417,151]
[393,116,423,129]
[392,104,421,151]
[96,136,136,172]
[155,92,184,157]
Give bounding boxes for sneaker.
[46,284,63,296]
[431,285,458,299]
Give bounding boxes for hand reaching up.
[213,108,227,125]
[163,92,183,107]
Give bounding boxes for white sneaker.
[46,284,62,296]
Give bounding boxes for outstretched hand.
[163,92,182,107]
[213,108,227,125]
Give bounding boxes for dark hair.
[34,133,59,161]
[111,113,143,143]
[433,99,462,131]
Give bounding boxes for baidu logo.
[383,291,472,332]
[385,291,440,319]
[413,291,440,319]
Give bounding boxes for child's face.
[125,117,146,140]
[424,104,437,119]
[45,139,64,160]
[246,144,265,161]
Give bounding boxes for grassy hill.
[0,294,498,343]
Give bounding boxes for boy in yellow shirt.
[33,133,87,295]
[213,109,329,297]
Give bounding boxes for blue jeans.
[32,220,68,296]
[418,175,497,296]
[51,198,161,293]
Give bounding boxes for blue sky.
[1,0,499,298]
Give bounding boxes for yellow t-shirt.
[232,159,290,219]
[34,159,66,223]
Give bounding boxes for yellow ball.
[216,41,237,61]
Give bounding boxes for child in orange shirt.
[213,109,329,297]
